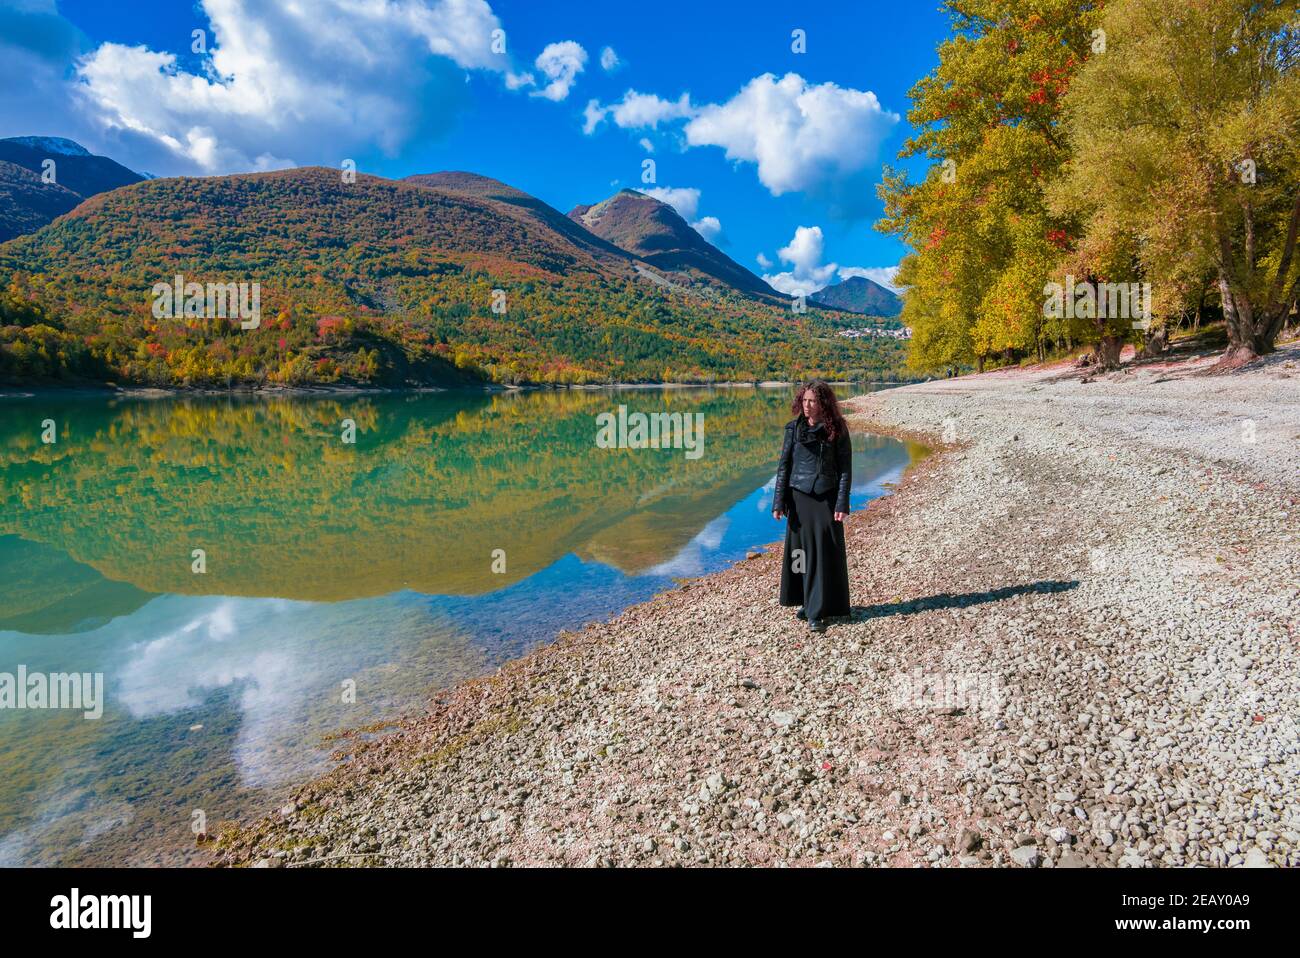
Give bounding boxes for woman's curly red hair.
[790,379,849,441]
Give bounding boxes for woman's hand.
[772,509,785,520]
[834,511,848,522]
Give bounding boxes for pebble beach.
[215,341,1300,868]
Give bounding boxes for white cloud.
[584,73,898,212]
[600,46,620,71]
[641,186,700,221]
[71,0,512,174]
[758,228,901,297]
[763,272,816,298]
[692,215,723,244]
[685,73,898,197]
[780,225,827,273]
[582,90,695,134]
[0,0,92,143]
[761,224,838,297]
[582,99,606,135]
[505,70,535,90]
[838,265,903,292]
[530,40,587,102]
[638,137,654,153]
[614,91,694,128]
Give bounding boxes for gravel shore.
[216,342,1299,868]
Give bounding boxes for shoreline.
[214,342,1299,868]
[0,380,917,401]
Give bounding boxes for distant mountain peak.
[0,136,146,243]
[568,189,778,301]
[1,136,92,157]
[810,275,903,318]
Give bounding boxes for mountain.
[0,166,909,387]
[405,172,636,269]
[569,189,781,301]
[0,137,145,241]
[0,137,144,200]
[810,275,903,317]
[0,161,82,243]
[2,136,93,157]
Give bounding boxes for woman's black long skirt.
[779,486,851,621]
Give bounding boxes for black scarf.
[796,415,828,444]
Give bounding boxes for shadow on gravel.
[849,579,1079,621]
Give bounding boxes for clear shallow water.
[0,387,920,865]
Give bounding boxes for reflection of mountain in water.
[0,537,154,634]
[0,389,809,604]
[576,466,771,573]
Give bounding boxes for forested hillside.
[0,166,907,387]
[0,161,82,243]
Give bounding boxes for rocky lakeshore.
[215,342,1299,868]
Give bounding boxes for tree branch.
[1265,192,1300,309]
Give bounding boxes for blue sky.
[1,0,951,294]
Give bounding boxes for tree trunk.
[1205,193,1300,368]
[1215,273,1272,368]
[1137,327,1167,360]
[1087,298,1124,369]
[1094,335,1123,369]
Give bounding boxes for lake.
[0,386,921,865]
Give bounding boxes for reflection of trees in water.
[0,389,799,601]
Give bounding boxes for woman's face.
[800,390,820,419]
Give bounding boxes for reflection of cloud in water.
[3,595,488,863]
[0,821,26,866]
[853,462,906,499]
[106,594,487,793]
[0,776,133,867]
[644,515,730,577]
[77,799,134,847]
[117,602,243,714]
[116,599,321,788]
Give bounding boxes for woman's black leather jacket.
[773,415,852,516]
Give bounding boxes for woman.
[772,380,852,632]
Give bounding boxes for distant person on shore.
[772,380,852,632]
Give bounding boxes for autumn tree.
[1055,0,1300,366]
[878,0,1106,373]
